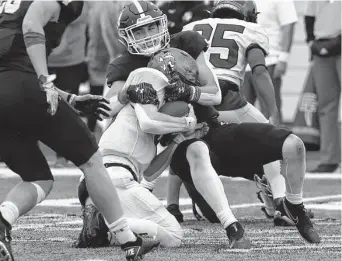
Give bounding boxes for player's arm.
[134,103,196,135]
[195,51,222,106]
[246,47,278,119]
[103,80,127,118]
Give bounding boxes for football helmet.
[211,0,258,23]
[147,48,200,85]
[117,0,170,56]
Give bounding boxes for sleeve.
[275,1,298,26]
[172,31,208,60]
[106,60,130,87]
[57,1,84,24]
[305,1,316,17]
[244,24,269,57]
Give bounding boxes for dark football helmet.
[117,1,170,56]
[211,0,258,23]
[147,48,200,85]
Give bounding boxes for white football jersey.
[99,68,169,177]
[183,18,269,87]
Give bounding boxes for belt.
[104,163,138,182]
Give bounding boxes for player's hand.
[164,80,201,103]
[126,82,159,106]
[73,94,111,121]
[185,104,198,130]
[39,74,59,116]
[273,61,287,78]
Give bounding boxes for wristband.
[189,86,201,102]
[278,52,289,63]
[185,116,196,129]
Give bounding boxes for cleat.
[73,205,109,248]
[0,213,13,261]
[254,174,275,218]
[166,204,184,223]
[273,198,295,226]
[121,234,160,261]
[283,198,321,243]
[225,222,251,249]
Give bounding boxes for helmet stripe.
[132,0,146,18]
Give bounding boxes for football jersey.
[183,18,269,87]
[99,68,169,176]
[0,0,83,73]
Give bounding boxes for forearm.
[108,95,125,117]
[252,69,278,117]
[280,23,295,54]
[134,104,192,135]
[197,84,222,106]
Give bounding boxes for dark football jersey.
[106,30,208,86]
[0,0,83,73]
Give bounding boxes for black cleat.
[166,204,184,223]
[73,205,109,248]
[121,234,160,261]
[225,222,251,249]
[0,212,13,261]
[273,198,295,226]
[283,198,321,243]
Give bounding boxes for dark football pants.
[0,71,98,181]
[312,55,341,165]
[241,65,283,123]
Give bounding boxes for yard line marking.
[0,167,340,179]
[37,195,341,211]
[220,244,341,252]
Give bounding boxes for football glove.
[38,74,59,116]
[164,80,201,103]
[71,94,111,121]
[126,82,159,106]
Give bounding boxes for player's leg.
[39,99,159,258]
[171,139,251,249]
[108,166,183,248]
[165,170,184,223]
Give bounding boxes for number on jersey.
[193,23,245,69]
[0,0,21,14]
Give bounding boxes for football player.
[76,0,253,250]
[166,0,290,226]
[0,1,158,261]
[144,0,321,245]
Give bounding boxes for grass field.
[0,161,341,261]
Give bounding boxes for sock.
[263,161,286,199]
[0,201,19,225]
[217,210,238,229]
[285,192,303,205]
[140,177,157,191]
[107,217,137,244]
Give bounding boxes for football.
[158,101,189,117]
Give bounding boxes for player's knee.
[282,134,305,160]
[186,141,209,163]
[31,179,53,204]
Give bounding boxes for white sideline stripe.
[220,244,341,252]
[0,167,340,179]
[38,194,342,211]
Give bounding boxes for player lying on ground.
[75,64,210,248]
[164,0,299,226]
[0,1,159,261]
[75,0,255,250]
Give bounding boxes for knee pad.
[31,182,49,204]
[78,178,89,207]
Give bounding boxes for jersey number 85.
[193,23,245,70]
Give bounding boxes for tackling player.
[144,0,321,245]
[0,1,158,261]
[76,0,255,250]
[166,0,290,226]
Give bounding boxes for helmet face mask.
[118,1,170,56]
